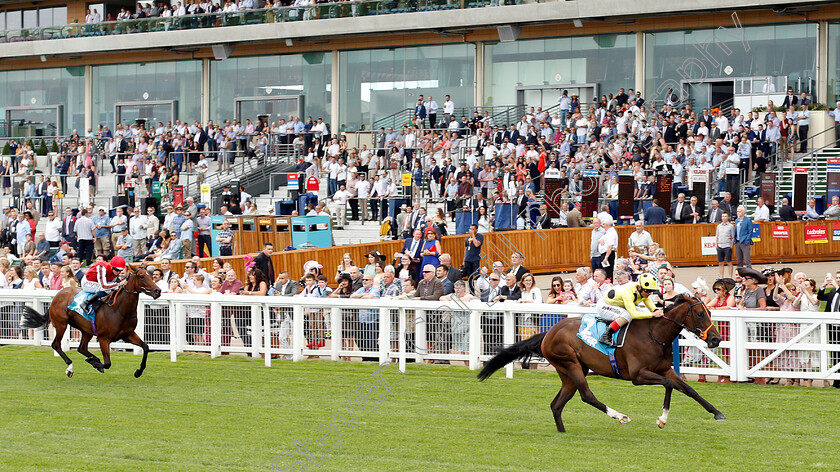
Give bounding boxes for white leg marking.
[657,408,669,429]
[606,407,631,423]
[66,363,74,378]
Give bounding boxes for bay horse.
[20,266,162,378]
[478,294,726,432]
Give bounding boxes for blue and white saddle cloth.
[68,291,96,322]
[576,314,628,378]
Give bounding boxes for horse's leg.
[568,365,631,424]
[628,369,675,428]
[77,331,104,373]
[663,368,726,420]
[98,338,113,371]
[50,318,75,378]
[123,331,149,378]
[550,372,578,433]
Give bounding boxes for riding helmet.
[637,273,659,291]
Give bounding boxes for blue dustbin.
[297,193,319,214]
[814,196,825,215]
[276,199,295,216]
[540,313,566,333]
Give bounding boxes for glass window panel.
[209,53,331,127]
[830,23,840,104]
[339,44,474,131]
[54,7,67,26]
[0,12,5,31]
[7,10,21,30]
[39,8,53,27]
[484,34,635,109]
[22,10,37,29]
[645,23,817,106]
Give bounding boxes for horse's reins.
[107,268,156,306]
[649,298,712,347]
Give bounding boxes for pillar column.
[202,58,211,124]
[475,42,484,108]
[817,20,829,103]
[331,50,340,132]
[635,32,645,97]
[84,65,92,131]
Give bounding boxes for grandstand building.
[0,0,838,136]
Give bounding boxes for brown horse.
[478,294,725,432]
[21,267,162,378]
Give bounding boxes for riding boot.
[599,327,617,348]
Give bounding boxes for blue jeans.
[328,178,338,197]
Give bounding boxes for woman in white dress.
[792,277,819,386]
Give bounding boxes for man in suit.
[719,192,735,217]
[253,242,275,282]
[817,271,840,387]
[782,88,798,108]
[499,273,522,301]
[567,202,586,228]
[61,207,77,250]
[778,197,797,221]
[397,228,424,272]
[439,253,462,284]
[670,193,691,224]
[706,199,723,223]
[688,195,704,224]
[273,271,300,295]
[480,273,504,353]
[536,205,552,229]
[733,205,753,268]
[414,264,444,301]
[508,252,529,282]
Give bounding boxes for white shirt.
[333,189,352,205]
[443,100,455,115]
[45,217,62,242]
[753,205,770,222]
[355,180,371,199]
[130,215,147,240]
[597,227,619,255]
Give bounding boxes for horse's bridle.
[649,297,714,347]
[119,267,158,297]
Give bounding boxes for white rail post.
[292,304,304,362]
[415,309,427,364]
[251,304,262,359]
[331,307,342,362]
[397,308,406,373]
[468,309,480,371]
[503,309,515,379]
[175,301,187,354]
[378,307,390,365]
[732,315,749,382]
[210,302,221,358]
[169,299,178,362]
[263,304,272,367]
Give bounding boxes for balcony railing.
[0,0,523,44]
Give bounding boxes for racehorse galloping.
[20,267,162,378]
[477,294,726,432]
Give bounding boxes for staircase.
[777,147,840,203]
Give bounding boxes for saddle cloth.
[575,314,629,356]
[68,291,96,322]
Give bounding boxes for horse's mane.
[663,293,695,312]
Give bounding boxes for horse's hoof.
[65,364,74,378]
[134,370,143,378]
[656,418,666,429]
[96,366,104,374]
[619,416,631,424]
[714,413,727,421]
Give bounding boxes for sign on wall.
[804,224,828,244]
[700,236,717,256]
[771,225,790,239]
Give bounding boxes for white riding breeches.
[595,300,634,323]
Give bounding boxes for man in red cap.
[79,256,127,313]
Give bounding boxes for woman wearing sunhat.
[736,267,768,384]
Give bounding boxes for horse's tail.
[477,331,547,381]
[20,306,50,330]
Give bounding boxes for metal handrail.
[0,0,510,45]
